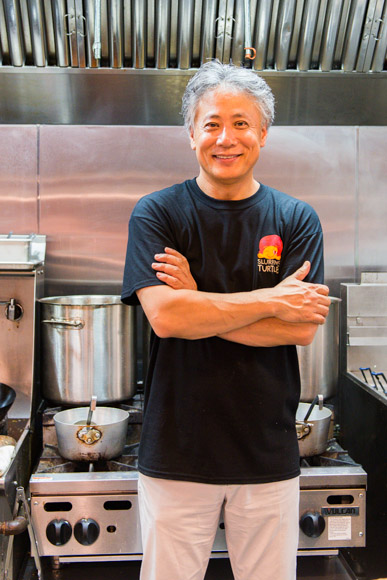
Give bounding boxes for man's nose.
[216,125,237,146]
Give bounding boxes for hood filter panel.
[0,0,386,72]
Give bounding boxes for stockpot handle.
[42,318,85,329]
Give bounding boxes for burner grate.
[36,398,143,474]
[35,442,140,473]
[300,439,361,468]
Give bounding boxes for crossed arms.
[136,248,330,347]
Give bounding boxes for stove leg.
[4,534,15,580]
[50,557,61,570]
[16,487,43,580]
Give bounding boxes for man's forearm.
[137,265,329,341]
[144,252,330,341]
[137,285,276,340]
[217,318,319,347]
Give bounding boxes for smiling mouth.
[213,154,241,159]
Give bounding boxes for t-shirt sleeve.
[121,199,176,305]
[279,203,324,285]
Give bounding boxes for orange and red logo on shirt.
[257,235,283,273]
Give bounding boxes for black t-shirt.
[122,178,324,484]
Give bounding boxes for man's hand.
[152,247,197,290]
[271,261,330,325]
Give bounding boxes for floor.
[20,554,358,580]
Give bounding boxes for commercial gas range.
[0,234,46,580]
[29,401,367,565]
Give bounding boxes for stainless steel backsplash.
[0,124,385,298]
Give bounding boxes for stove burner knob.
[74,518,100,546]
[299,512,326,538]
[5,299,23,322]
[46,519,72,546]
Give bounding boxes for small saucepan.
[296,395,332,457]
[54,405,129,462]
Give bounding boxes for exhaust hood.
[1,0,386,72]
[0,0,386,126]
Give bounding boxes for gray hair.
[181,60,275,133]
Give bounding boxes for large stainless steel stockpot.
[54,406,129,461]
[297,297,340,402]
[39,295,136,405]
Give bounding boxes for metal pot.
[39,295,136,405]
[54,406,129,461]
[0,383,16,421]
[296,401,332,457]
[297,297,340,402]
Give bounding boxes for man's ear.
[260,126,268,147]
[189,129,196,151]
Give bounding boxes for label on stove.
[322,507,359,516]
[327,516,352,541]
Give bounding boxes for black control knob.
[300,511,326,538]
[46,519,72,546]
[5,299,23,321]
[74,518,100,545]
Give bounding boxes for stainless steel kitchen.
[0,1,386,580]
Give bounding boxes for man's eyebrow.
[202,112,249,120]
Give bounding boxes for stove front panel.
[31,486,366,557]
[31,493,142,556]
[298,488,366,549]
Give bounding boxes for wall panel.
[0,126,38,234]
[358,127,387,275]
[38,125,198,295]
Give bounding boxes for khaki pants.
[138,473,299,580]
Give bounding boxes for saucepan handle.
[296,421,312,440]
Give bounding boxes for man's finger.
[289,261,311,281]
[316,285,330,297]
[164,247,185,260]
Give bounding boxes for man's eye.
[235,121,248,128]
[204,123,218,130]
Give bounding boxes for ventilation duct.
[0,0,386,73]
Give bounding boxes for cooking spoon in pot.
[73,396,98,426]
[303,394,324,422]
[86,395,97,426]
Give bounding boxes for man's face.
[189,89,268,195]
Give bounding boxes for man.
[122,60,330,580]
